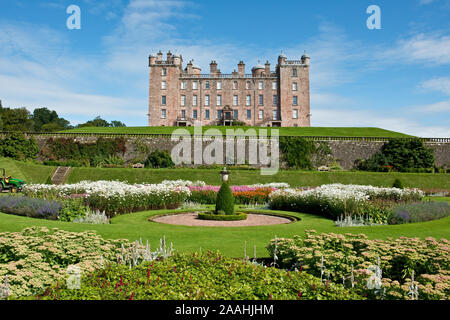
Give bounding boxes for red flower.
[269,293,273,300]
[147,268,150,279]
[129,292,135,300]
[298,290,302,300]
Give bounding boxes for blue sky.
[0,0,449,136]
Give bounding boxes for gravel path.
[151,212,292,227]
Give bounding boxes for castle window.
[259,95,264,106]
[293,82,298,91]
[258,81,263,90]
[217,81,222,90]
[246,95,251,106]
[273,110,278,120]
[293,96,298,106]
[217,95,222,106]
[233,95,238,106]
[161,109,166,119]
[233,81,238,90]
[293,109,299,119]
[217,110,223,119]
[246,81,251,89]
[181,110,186,119]
[258,110,263,119]
[193,110,198,119]
[162,68,167,76]
[181,95,186,106]
[193,81,198,90]
[247,110,251,119]
[233,110,238,119]
[161,96,166,105]
[205,95,210,106]
[292,68,297,77]
[273,95,278,106]
[193,95,198,106]
[272,82,277,90]
[205,109,210,119]
[161,81,166,89]
[181,81,186,89]
[205,81,210,89]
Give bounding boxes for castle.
[148,51,310,127]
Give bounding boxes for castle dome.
[252,63,265,70]
[150,52,157,57]
[302,52,310,59]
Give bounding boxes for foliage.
[269,184,423,223]
[72,208,109,224]
[197,212,247,221]
[0,195,62,220]
[356,138,435,172]
[279,137,316,169]
[0,227,128,298]
[32,107,71,132]
[41,137,126,165]
[30,251,360,300]
[267,231,450,300]
[0,133,39,160]
[23,180,190,217]
[77,116,126,128]
[388,201,450,224]
[145,150,174,168]
[0,107,34,132]
[215,183,235,215]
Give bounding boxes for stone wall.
[32,135,450,169]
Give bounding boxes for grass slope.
[62,126,412,137]
[67,167,450,189]
[0,206,448,257]
[0,157,54,184]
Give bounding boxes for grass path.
[1,206,449,258]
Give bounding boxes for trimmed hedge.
[215,182,235,214]
[197,211,247,221]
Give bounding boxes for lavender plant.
[388,201,450,224]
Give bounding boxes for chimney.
[210,60,218,75]
[167,50,172,62]
[238,61,245,77]
[187,60,193,74]
[265,60,270,75]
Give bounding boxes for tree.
[110,120,126,127]
[78,116,110,128]
[32,107,72,132]
[0,107,34,131]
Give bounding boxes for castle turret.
[191,60,201,75]
[157,50,163,62]
[301,52,310,66]
[173,54,181,66]
[252,61,265,77]
[149,53,157,66]
[278,52,287,66]
[167,50,173,62]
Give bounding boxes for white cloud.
[421,77,450,95]
[412,100,450,112]
[384,33,450,65]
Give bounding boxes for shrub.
[31,251,361,300]
[145,150,174,168]
[388,201,450,224]
[197,211,247,221]
[392,179,404,189]
[267,231,450,300]
[215,183,235,215]
[0,227,128,298]
[0,196,62,220]
[0,133,39,160]
[279,137,316,169]
[356,138,435,172]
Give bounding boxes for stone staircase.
[51,167,71,185]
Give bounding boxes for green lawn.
[67,167,450,189]
[1,206,448,258]
[0,157,54,184]
[62,126,412,137]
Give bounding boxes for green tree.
[0,107,34,131]
[32,107,71,132]
[110,120,126,127]
[279,136,317,169]
[77,116,110,128]
[215,183,235,215]
[0,133,40,160]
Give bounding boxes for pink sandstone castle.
[148,51,310,127]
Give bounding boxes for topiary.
[392,178,404,189]
[215,182,235,215]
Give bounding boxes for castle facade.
[148,51,310,127]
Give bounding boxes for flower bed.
[0,227,128,298]
[388,201,450,224]
[269,184,424,222]
[29,251,360,300]
[23,181,191,216]
[188,185,278,205]
[267,231,450,300]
